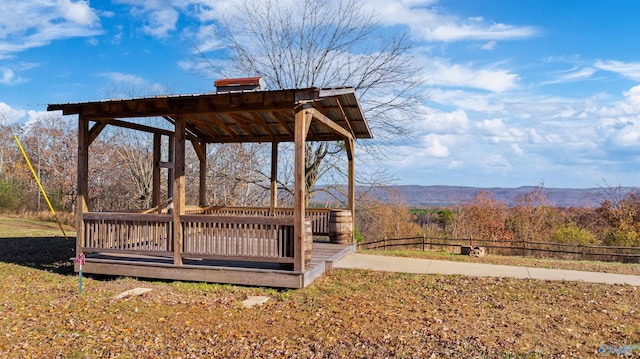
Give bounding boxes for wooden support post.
[167,135,174,212]
[270,141,278,215]
[152,133,161,213]
[346,138,355,242]
[76,115,90,255]
[173,118,186,265]
[294,108,310,272]
[197,142,207,207]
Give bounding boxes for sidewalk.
[333,253,640,286]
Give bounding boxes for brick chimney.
[214,77,265,92]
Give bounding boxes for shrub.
[0,179,22,210]
[552,222,598,246]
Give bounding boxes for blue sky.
[1,0,639,189]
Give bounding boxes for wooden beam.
[97,117,174,137]
[294,108,311,272]
[159,161,173,169]
[308,107,353,141]
[335,98,356,138]
[88,122,106,145]
[270,141,278,214]
[229,112,278,138]
[76,115,90,257]
[173,119,185,265]
[272,112,295,137]
[166,115,208,141]
[192,113,237,138]
[191,139,205,162]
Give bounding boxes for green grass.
[0,215,75,238]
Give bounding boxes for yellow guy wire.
[13,135,69,240]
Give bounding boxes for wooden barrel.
[329,209,353,244]
[304,218,313,268]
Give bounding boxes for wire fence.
[358,236,640,264]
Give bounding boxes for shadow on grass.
[0,236,76,276]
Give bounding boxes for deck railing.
[181,215,295,263]
[83,212,174,257]
[185,206,333,236]
[81,211,298,264]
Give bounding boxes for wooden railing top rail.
[83,212,173,222]
[181,214,294,226]
[185,205,338,213]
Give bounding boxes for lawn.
[0,215,75,238]
[0,216,639,357]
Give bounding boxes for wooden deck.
[76,241,354,288]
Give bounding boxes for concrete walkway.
[333,253,640,286]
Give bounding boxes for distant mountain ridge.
[369,185,637,208]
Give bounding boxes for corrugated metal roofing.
[47,87,372,143]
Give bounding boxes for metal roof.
[47,87,372,143]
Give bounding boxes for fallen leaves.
[0,258,639,357]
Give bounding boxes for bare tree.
[198,0,424,202]
[456,191,513,241]
[205,143,270,206]
[110,128,155,209]
[18,114,77,212]
[507,184,560,243]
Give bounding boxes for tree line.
[0,115,273,215]
[355,186,640,248]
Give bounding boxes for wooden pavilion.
[47,79,372,288]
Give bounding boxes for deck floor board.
[79,241,354,288]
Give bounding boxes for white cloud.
[0,69,22,85]
[511,143,524,155]
[59,0,99,25]
[425,22,538,42]
[428,89,505,112]
[0,0,102,58]
[115,0,184,38]
[100,72,148,87]
[143,7,179,38]
[98,72,167,97]
[420,108,469,133]
[116,0,537,57]
[480,40,497,50]
[542,67,597,85]
[528,129,542,144]
[612,127,640,148]
[480,153,512,172]
[624,85,640,108]
[477,118,507,136]
[595,60,640,81]
[362,0,537,43]
[423,134,450,157]
[190,24,223,53]
[426,59,519,92]
[0,102,27,124]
